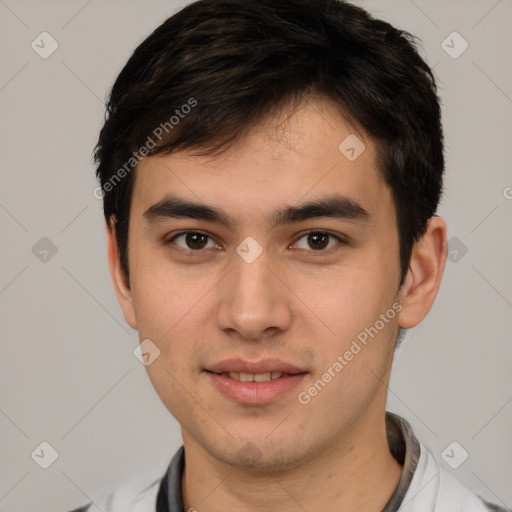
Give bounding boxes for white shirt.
[68,413,509,512]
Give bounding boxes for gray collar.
[159,411,420,512]
[382,412,421,511]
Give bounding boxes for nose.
[216,248,293,342]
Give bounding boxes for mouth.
[204,359,308,405]
[213,371,286,382]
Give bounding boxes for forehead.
[131,98,393,226]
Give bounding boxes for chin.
[210,439,313,473]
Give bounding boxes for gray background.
[0,0,511,511]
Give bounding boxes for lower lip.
[205,372,307,405]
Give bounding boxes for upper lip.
[206,358,306,375]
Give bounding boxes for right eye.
[166,231,221,253]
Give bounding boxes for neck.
[181,410,403,512]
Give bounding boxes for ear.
[397,216,447,329]
[105,219,137,330]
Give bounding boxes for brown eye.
[293,231,343,252]
[184,233,208,250]
[307,233,329,250]
[169,231,217,251]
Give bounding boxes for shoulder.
[65,473,163,512]
[437,466,510,512]
[415,443,510,512]
[65,446,184,512]
[482,500,512,512]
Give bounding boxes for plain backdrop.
[0,1,511,511]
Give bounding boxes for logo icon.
[441,32,468,59]
[447,236,468,263]
[236,442,263,466]
[133,338,161,366]
[31,441,59,469]
[31,32,59,59]
[441,441,469,469]
[236,237,263,264]
[338,134,366,161]
[32,237,58,263]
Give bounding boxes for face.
[114,99,407,470]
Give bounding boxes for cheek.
[143,354,201,429]
[294,262,400,403]
[295,262,397,341]
[133,275,206,421]
[130,256,211,337]
[297,305,399,420]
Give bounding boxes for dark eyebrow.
[142,194,370,228]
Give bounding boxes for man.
[70,0,508,510]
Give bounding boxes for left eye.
[293,232,343,252]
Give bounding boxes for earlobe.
[105,219,138,330]
[397,216,447,329]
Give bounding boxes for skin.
[106,97,447,511]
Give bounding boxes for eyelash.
[165,230,347,257]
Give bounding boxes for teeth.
[224,372,283,382]
[253,372,272,382]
